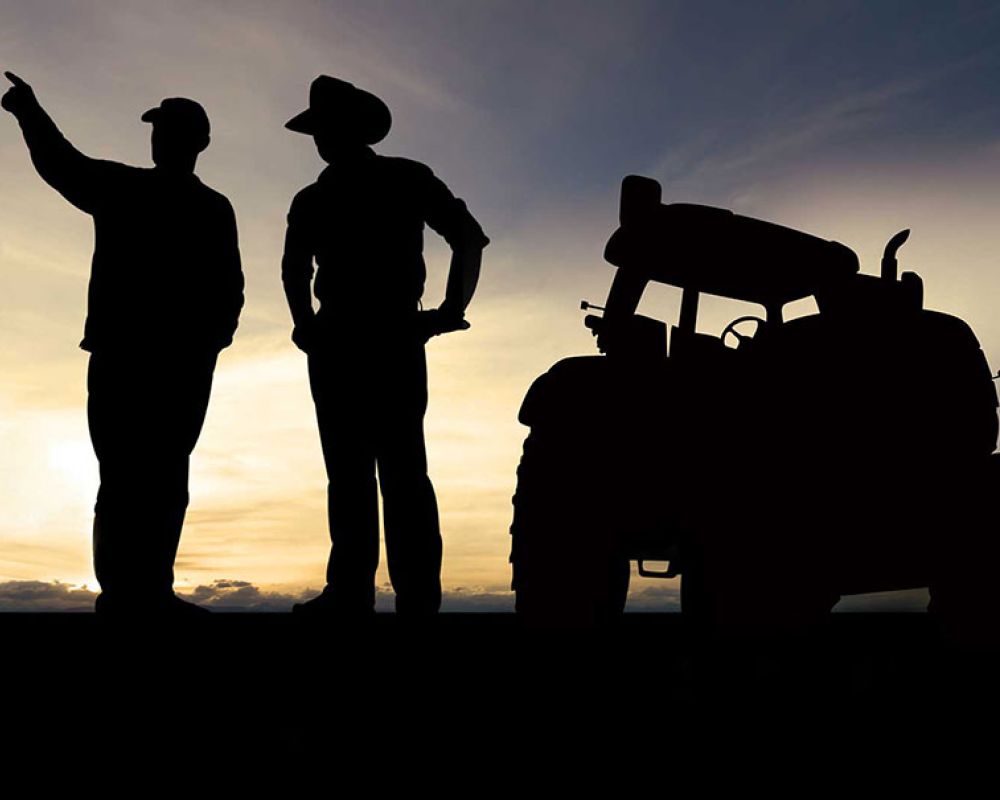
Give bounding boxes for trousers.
[87,350,216,603]
[307,333,442,614]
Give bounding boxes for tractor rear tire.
[511,430,630,628]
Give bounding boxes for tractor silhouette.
[509,175,999,635]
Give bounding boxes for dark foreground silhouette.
[511,175,1000,642]
[3,73,244,614]
[282,76,489,616]
[3,612,998,768]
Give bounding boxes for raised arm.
[281,192,318,353]
[2,71,107,213]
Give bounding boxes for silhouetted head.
[285,76,391,164]
[141,98,210,172]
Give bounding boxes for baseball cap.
[141,97,210,139]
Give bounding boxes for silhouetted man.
[2,72,244,615]
[282,75,488,617]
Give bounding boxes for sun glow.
[47,437,97,503]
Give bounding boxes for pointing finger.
[4,71,28,88]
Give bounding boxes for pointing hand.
[2,71,38,116]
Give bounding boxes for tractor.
[509,175,999,635]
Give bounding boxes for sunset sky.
[2,0,1000,611]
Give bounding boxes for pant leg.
[375,342,442,615]
[308,347,380,611]
[89,352,141,600]
[90,351,215,604]
[151,352,216,592]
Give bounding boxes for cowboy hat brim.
[284,109,315,134]
[284,106,392,143]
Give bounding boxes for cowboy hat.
[285,75,391,144]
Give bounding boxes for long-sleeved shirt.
[281,147,488,328]
[14,103,244,354]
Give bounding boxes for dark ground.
[3,612,998,778]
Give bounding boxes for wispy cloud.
[647,65,974,210]
[0,580,95,612]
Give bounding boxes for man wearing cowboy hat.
[282,75,489,617]
[2,72,245,615]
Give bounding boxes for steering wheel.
[720,315,765,349]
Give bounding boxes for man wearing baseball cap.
[2,72,245,616]
[282,75,489,618]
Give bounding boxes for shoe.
[94,591,210,617]
[162,593,211,617]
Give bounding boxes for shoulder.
[376,155,438,185]
[95,160,146,185]
[289,181,323,214]
[283,182,325,233]
[377,156,461,208]
[197,181,236,213]
[185,181,238,231]
[91,162,154,205]
[102,160,143,177]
